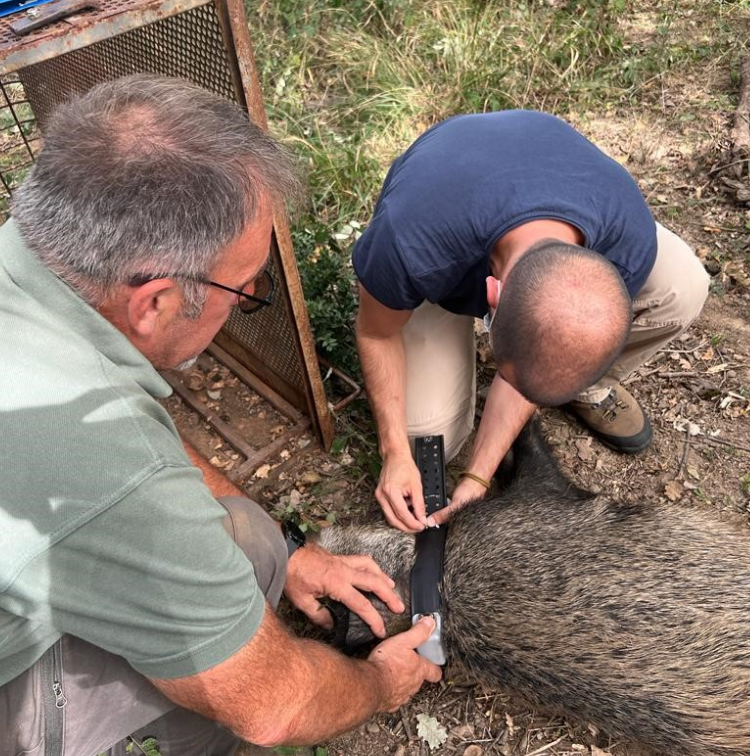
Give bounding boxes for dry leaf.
[664,480,684,502]
[575,437,594,461]
[462,746,483,756]
[253,464,272,479]
[706,363,729,374]
[725,261,750,289]
[188,372,205,391]
[416,713,448,750]
[686,465,701,481]
[673,418,702,436]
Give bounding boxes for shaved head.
[491,240,632,406]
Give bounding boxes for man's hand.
[285,541,405,637]
[427,476,488,527]
[368,616,443,711]
[376,451,427,532]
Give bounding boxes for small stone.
[188,372,205,391]
[452,725,473,740]
[705,259,721,275]
[366,722,380,734]
[300,471,322,485]
[207,389,222,400]
[253,464,271,479]
[462,746,483,756]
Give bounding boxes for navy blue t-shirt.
[352,111,657,318]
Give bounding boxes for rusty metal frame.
[0,0,336,452]
[0,0,209,74]
[163,342,311,481]
[212,0,335,449]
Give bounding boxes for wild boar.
[317,420,750,756]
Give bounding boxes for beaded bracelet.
[459,471,491,490]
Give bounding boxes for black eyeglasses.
[128,269,275,314]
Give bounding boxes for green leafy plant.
[293,224,360,377]
[125,737,161,756]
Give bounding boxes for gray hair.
[12,74,301,316]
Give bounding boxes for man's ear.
[486,276,501,310]
[126,279,183,337]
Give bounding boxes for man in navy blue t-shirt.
[353,111,709,532]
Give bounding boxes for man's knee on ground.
[218,496,287,606]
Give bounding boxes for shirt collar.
[0,218,172,399]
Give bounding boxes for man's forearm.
[152,608,401,747]
[182,439,244,498]
[357,330,411,458]
[464,374,536,481]
[273,637,384,744]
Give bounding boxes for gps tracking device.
[410,434,448,665]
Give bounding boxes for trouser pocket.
[40,639,67,756]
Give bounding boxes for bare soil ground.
[166,16,750,756]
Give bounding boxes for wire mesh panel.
[0,75,39,218]
[0,0,333,446]
[19,3,235,126]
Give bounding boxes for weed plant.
[246,0,748,377]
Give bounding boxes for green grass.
[245,0,750,376]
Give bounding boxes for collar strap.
[410,435,449,665]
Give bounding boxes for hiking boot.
[566,385,652,454]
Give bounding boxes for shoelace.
[598,391,629,422]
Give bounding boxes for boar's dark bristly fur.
[316,419,750,756]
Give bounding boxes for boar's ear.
[499,415,593,500]
[323,599,379,655]
[325,599,352,650]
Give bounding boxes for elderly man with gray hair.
[0,75,440,756]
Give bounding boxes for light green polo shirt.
[0,219,265,686]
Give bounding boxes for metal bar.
[223,0,335,450]
[235,419,310,477]
[318,355,362,413]
[0,0,211,74]
[161,369,259,460]
[207,342,304,422]
[0,78,33,162]
[165,366,312,480]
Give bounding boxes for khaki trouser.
[0,497,287,756]
[402,222,710,460]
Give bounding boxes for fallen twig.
[731,56,750,169]
[621,365,666,385]
[658,340,708,355]
[400,706,414,741]
[525,735,566,756]
[694,434,750,455]
[707,158,750,177]
[660,370,700,378]
[677,427,691,478]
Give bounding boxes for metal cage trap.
[0,0,341,479]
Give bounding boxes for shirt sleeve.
[15,464,265,679]
[352,207,424,311]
